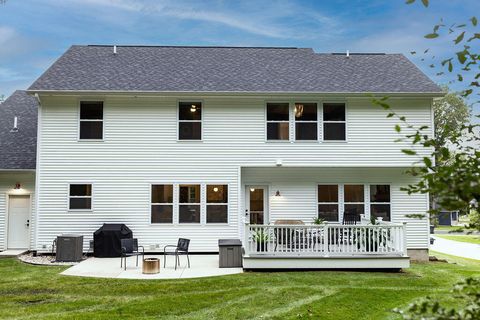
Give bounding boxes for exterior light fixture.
[190,104,197,112]
[250,188,255,192]
[275,190,281,197]
[213,187,219,192]
[14,183,21,190]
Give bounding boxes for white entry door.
[7,195,30,249]
[246,186,268,225]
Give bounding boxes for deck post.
[244,222,250,256]
[323,222,329,257]
[402,222,408,257]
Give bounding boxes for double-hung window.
[69,184,92,210]
[344,184,364,220]
[178,102,202,140]
[151,185,173,223]
[179,184,201,223]
[266,103,289,140]
[323,103,346,141]
[79,101,103,140]
[206,185,228,223]
[317,185,339,221]
[295,103,318,140]
[370,185,391,221]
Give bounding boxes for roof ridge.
[84,45,302,49]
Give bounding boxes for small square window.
[69,184,92,210]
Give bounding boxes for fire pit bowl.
[142,258,160,274]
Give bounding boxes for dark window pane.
[344,185,364,202]
[294,103,317,121]
[151,205,173,223]
[207,205,228,223]
[267,103,289,121]
[249,188,264,212]
[80,121,103,139]
[344,204,364,217]
[295,123,317,140]
[152,185,173,203]
[179,205,201,223]
[179,185,200,203]
[179,102,202,120]
[207,185,228,203]
[267,122,289,140]
[80,102,103,119]
[318,185,338,202]
[370,185,390,202]
[371,204,390,221]
[70,184,91,196]
[324,123,345,140]
[69,198,91,210]
[179,122,201,140]
[323,103,345,121]
[318,204,338,221]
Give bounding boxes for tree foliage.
[394,278,480,320]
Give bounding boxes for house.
[1,46,443,268]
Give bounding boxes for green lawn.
[435,234,480,245]
[435,225,465,233]
[0,256,478,320]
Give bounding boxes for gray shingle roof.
[29,45,441,93]
[0,90,38,170]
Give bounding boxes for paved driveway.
[431,236,480,260]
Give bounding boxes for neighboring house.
[0,91,37,251]
[1,46,444,268]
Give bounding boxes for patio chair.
[342,213,359,225]
[164,238,190,270]
[120,238,144,270]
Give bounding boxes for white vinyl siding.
[35,95,433,252]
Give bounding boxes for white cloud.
[0,26,15,46]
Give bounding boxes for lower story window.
[151,185,173,223]
[370,185,391,221]
[69,184,92,210]
[344,185,364,221]
[317,185,339,221]
[179,185,201,223]
[206,185,228,223]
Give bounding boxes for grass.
[0,256,479,320]
[435,225,465,232]
[435,234,480,245]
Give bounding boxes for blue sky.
[0,0,479,119]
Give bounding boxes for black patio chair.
[164,238,190,270]
[120,238,144,270]
[342,213,359,225]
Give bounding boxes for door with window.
[7,195,30,249]
[246,186,268,225]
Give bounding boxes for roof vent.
[346,50,350,58]
[113,45,117,54]
[10,116,18,132]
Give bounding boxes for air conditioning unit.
[56,234,83,262]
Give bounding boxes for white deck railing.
[244,222,407,257]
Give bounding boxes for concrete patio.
[61,254,243,279]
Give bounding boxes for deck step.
[0,250,28,258]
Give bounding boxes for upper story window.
[266,103,289,140]
[179,184,201,223]
[69,184,92,210]
[317,185,339,221]
[178,102,202,140]
[151,185,173,223]
[206,185,228,223]
[323,103,346,141]
[370,185,391,221]
[80,101,103,140]
[295,103,317,140]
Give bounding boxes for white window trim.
[150,184,174,224]
[177,100,203,142]
[321,101,348,142]
[293,102,319,142]
[78,100,104,142]
[265,101,290,142]
[206,184,229,224]
[369,184,392,221]
[316,183,340,222]
[68,183,93,212]
[178,184,202,224]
